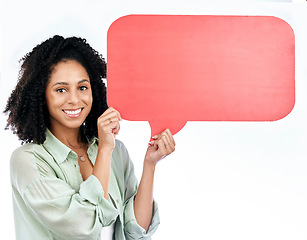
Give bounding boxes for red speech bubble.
[107,15,295,137]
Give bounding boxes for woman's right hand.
[97,107,121,151]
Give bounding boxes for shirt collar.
[43,129,72,164]
[43,129,99,164]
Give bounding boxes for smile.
[63,108,83,117]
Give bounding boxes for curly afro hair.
[4,35,108,144]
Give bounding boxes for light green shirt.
[10,129,159,240]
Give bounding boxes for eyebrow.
[52,79,90,87]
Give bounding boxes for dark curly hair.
[4,35,108,144]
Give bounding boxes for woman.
[4,35,175,240]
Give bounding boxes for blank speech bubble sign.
[107,15,295,137]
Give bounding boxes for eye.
[79,86,88,91]
[56,88,67,93]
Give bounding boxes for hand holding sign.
[107,15,295,138]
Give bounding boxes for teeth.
[63,108,82,115]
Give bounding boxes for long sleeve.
[10,131,160,240]
[11,143,118,240]
[113,140,160,240]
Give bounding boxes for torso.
[72,144,93,180]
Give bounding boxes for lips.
[63,108,83,118]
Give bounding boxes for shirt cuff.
[124,198,160,238]
[79,174,119,226]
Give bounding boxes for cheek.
[86,90,93,106]
[45,92,63,111]
[88,96,93,109]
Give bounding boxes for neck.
[49,125,84,148]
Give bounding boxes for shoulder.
[11,142,53,166]
[114,139,127,151]
[11,143,43,169]
[113,139,129,159]
[112,139,133,170]
[12,142,42,154]
[10,143,56,192]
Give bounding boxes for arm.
[10,146,118,240]
[134,129,175,231]
[92,107,121,199]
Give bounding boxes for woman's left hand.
[144,129,175,167]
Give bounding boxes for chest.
[52,153,125,211]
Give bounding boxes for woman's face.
[45,60,93,132]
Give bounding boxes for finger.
[112,122,120,135]
[104,116,119,125]
[98,118,120,134]
[106,124,120,136]
[99,113,121,125]
[153,129,175,149]
[160,129,175,147]
[99,107,122,121]
[107,107,122,121]
[151,134,169,153]
[99,109,121,120]
[162,131,173,148]
[156,135,174,155]
[156,138,168,155]
[97,114,119,127]
[160,134,175,154]
[164,129,176,146]
[152,129,172,140]
[103,106,119,115]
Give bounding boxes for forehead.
[49,60,89,83]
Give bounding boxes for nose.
[67,90,80,105]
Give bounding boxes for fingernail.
[152,135,158,139]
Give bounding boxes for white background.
[1,0,307,239]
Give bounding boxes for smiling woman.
[45,61,93,131]
[3,35,175,240]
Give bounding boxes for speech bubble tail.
[148,120,187,140]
